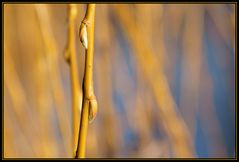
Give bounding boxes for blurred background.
[3,3,235,158]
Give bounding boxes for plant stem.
[75,4,96,158]
[64,4,81,156]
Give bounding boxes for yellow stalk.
[75,4,97,158]
[64,4,81,156]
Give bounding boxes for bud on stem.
[79,23,88,49]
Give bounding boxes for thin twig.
[64,4,81,156]
[75,4,97,158]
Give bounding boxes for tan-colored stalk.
[75,4,97,158]
[64,4,81,156]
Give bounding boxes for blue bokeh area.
[203,11,235,157]
[109,5,235,158]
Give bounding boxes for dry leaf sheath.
[75,4,97,158]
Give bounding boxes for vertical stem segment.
[64,4,81,156]
[75,4,97,158]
